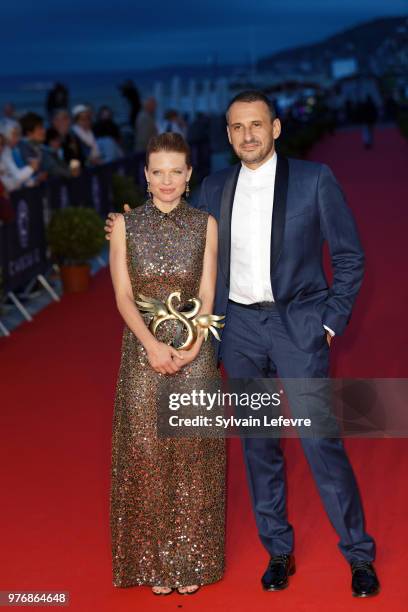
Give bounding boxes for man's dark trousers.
[220,299,376,563]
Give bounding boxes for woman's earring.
[146,181,152,198]
[185,181,190,198]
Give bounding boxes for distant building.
[331,58,358,80]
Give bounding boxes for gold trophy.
[135,291,225,350]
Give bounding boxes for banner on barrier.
[3,188,47,291]
[0,223,5,293]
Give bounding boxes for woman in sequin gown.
[108,133,225,595]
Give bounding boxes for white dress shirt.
[229,153,277,304]
[229,152,335,336]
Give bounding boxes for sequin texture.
[109,198,226,588]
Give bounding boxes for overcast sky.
[1,0,406,75]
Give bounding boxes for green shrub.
[47,207,105,265]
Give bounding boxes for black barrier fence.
[0,222,5,288]
[44,153,146,215]
[2,187,48,292]
[0,152,153,295]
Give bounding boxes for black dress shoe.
[351,561,380,597]
[261,554,296,591]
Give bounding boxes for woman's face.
[144,150,192,207]
[77,111,92,130]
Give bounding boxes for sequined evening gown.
[110,198,226,588]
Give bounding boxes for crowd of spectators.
[0,80,213,200]
[0,85,128,199]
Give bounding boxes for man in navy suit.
[195,90,379,597]
[104,90,379,597]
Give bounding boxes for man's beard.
[237,139,274,164]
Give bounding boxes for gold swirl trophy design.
[135,291,225,350]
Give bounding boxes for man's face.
[226,100,281,166]
[53,112,71,136]
[29,124,46,143]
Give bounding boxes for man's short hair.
[46,127,61,145]
[20,112,44,136]
[226,90,276,123]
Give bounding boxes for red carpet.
[1,127,407,611]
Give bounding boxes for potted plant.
[47,206,105,293]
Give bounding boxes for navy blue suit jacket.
[192,155,365,362]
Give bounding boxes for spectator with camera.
[51,109,85,168]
